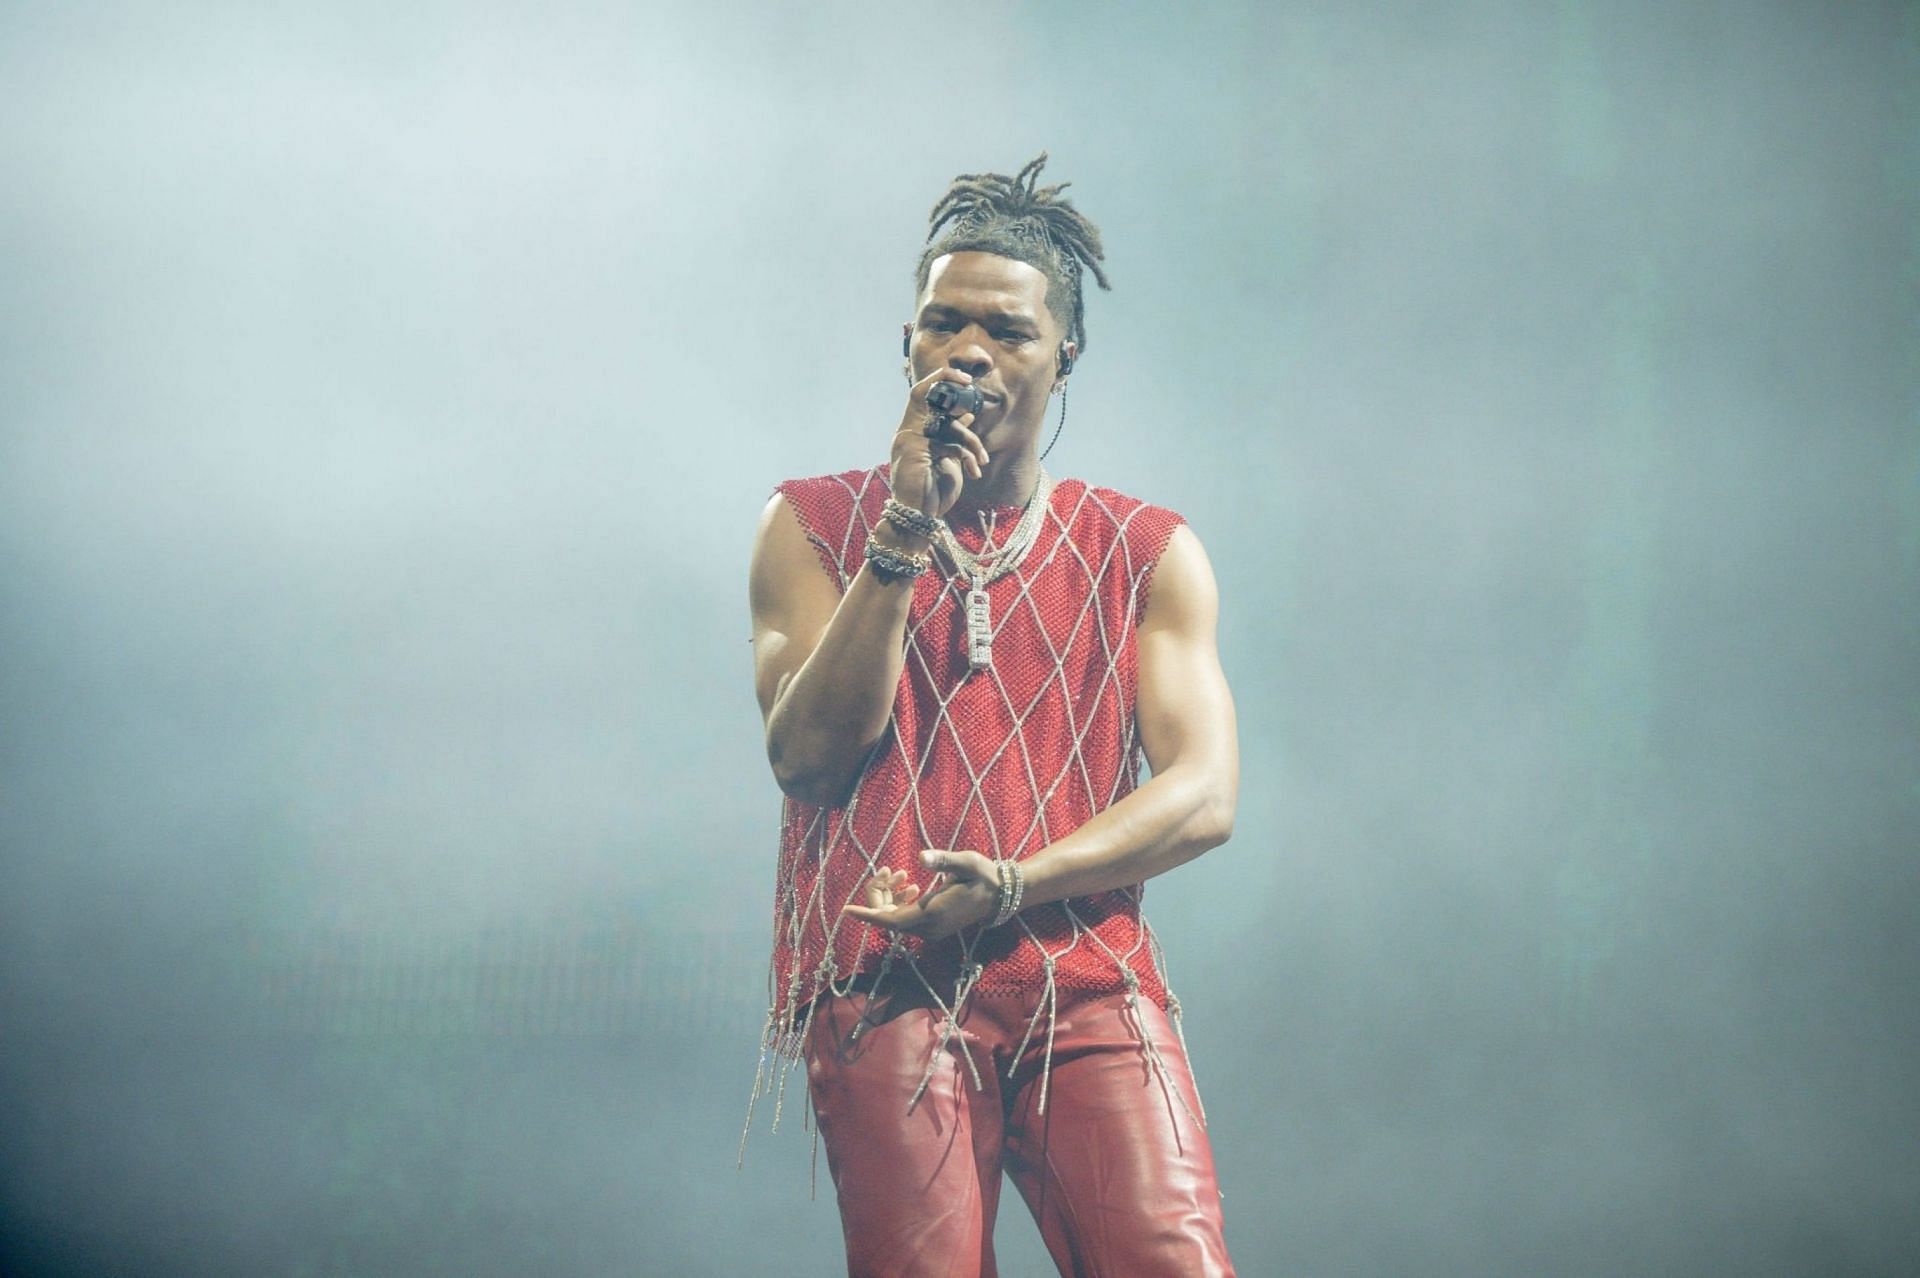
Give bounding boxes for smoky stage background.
[2,1,1915,1274]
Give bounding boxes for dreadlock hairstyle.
[914,152,1111,354]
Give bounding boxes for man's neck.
[946,449,1043,528]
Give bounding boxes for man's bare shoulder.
[750,467,889,624]
[751,493,835,610]
[1141,523,1220,636]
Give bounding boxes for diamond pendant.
[965,577,992,672]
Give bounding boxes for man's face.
[907,251,1069,453]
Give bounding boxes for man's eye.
[998,332,1034,345]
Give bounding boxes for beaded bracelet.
[990,857,1025,927]
[863,533,930,582]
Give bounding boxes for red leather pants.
[805,972,1235,1277]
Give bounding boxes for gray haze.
[2,1,1916,1274]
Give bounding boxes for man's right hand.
[890,369,990,519]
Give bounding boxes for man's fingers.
[932,441,979,482]
[843,858,983,937]
[938,419,990,471]
[866,869,906,909]
[841,902,930,937]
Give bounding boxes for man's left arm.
[843,523,1238,935]
[1017,522,1239,905]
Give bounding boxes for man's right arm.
[750,368,988,806]
[748,492,928,807]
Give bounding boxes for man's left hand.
[840,849,1001,941]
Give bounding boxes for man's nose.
[946,327,993,377]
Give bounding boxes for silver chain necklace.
[934,467,1054,673]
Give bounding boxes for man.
[742,154,1239,1277]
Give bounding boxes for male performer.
[744,154,1239,1277]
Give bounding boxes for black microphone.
[925,381,983,417]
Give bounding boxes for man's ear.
[1057,340,1079,378]
[901,322,913,358]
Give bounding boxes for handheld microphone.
[925,381,983,417]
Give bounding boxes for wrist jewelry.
[864,533,930,582]
[991,857,1025,927]
[882,497,941,541]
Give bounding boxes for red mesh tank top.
[755,464,1189,1052]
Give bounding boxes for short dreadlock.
[914,152,1111,354]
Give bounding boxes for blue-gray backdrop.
[3,1,1916,1274]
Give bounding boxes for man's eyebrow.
[919,303,1040,328]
